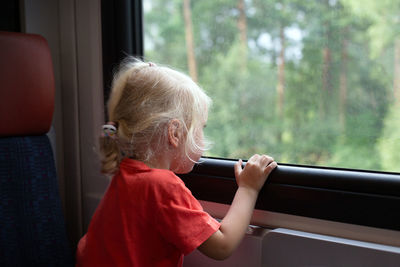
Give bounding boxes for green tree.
[144,0,187,69]
[343,0,400,102]
[378,105,400,172]
[144,0,396,172]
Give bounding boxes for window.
[138,0,400,234]
[101,0,400,234]
[143,0,400,173]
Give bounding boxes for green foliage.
[201,42,278,158]
[378,105,400,172]
[343,0,400,58]
[144,0,399,172]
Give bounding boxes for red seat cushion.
[0,31,54,137]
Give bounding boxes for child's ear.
[168,119,182,148]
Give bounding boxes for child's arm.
[197,154,277,260]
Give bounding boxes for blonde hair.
[100,57,212,175]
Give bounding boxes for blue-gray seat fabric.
[0,135,73,266]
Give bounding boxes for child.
[75,57,277,266]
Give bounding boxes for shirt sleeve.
[153,175,221,255]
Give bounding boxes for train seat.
[0,31,73,266]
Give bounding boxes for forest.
[144,0,400,173]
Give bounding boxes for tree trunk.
[394,37,400,105]
[277,25,285,120]
[321,0,332,118]
[237,0,248,67]
[183,0,198,82]
[339,36,348,131]
[322,47,331,93]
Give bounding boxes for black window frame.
[101,0,143,112]
[180,157,400,231]
[101,0,400,232]
[0,0,21,32]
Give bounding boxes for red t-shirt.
[76,158,220,267]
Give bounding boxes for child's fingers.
[264,161,278,175]
[259,155,274,167]
[234,159,243,178]
[246,154,259,164]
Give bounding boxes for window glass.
[144,0,400,173]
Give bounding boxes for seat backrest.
[0,31,73,266]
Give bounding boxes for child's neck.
[145,159,169,170]
[143,150,175,171]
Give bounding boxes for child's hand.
[199,154,278,260]
[234,154,277,193]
